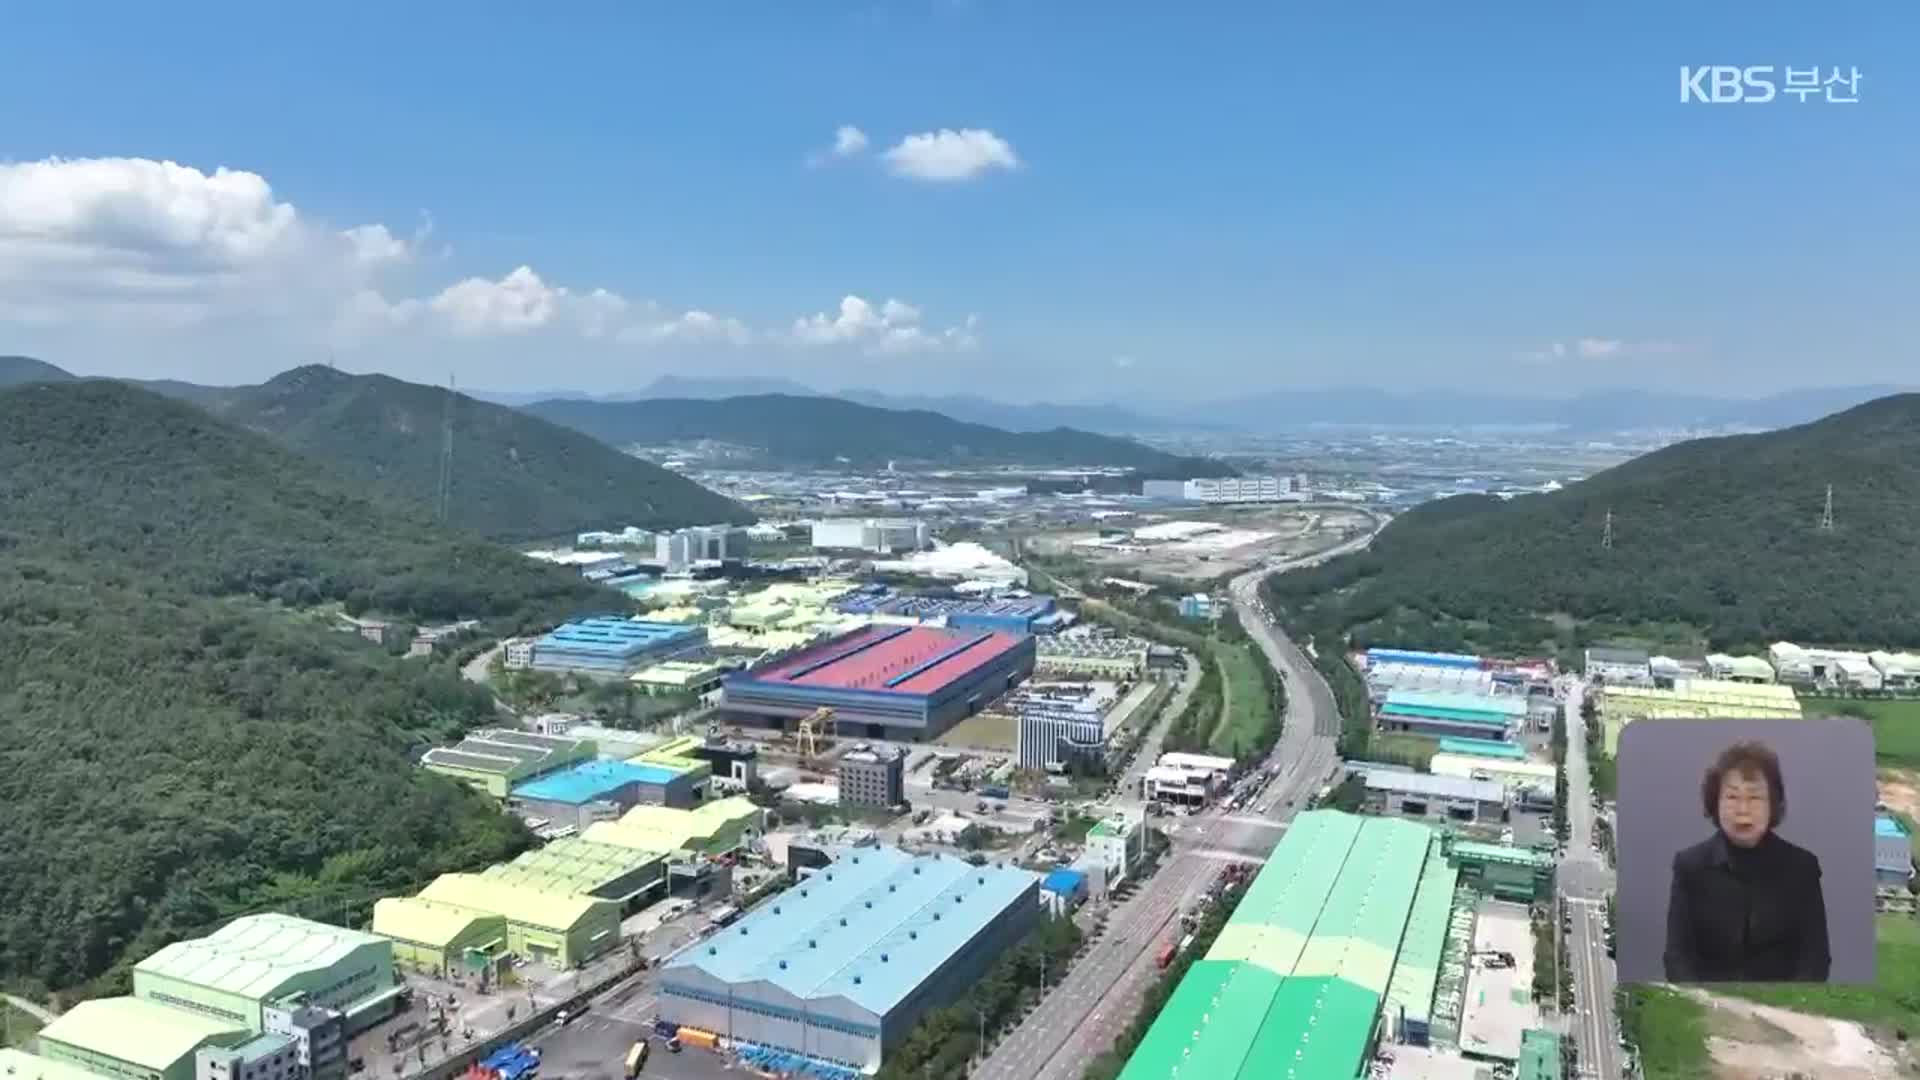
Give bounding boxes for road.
[973,539,1366,1080]
[1559,678,1623,1080]
[3,992,55,1024]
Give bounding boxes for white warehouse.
[657,847,1039,1073]
[811,518,931,555]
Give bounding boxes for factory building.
[412,874,621,970]
[1596,680,1803,755]
[1375,690,1527,741]
[1870,651,1920,689]
[1445,839,1556,903]
[838,744,906,808]
[1016,696,1107,772]
[641,732,760,793]
[658,847,1042,1073]
[1141,752,1237,807]
[1121,813,1452,1078]
[133,914,399,1036]
[1035,636,1148,679]
[509,757,708,826]
[834,590,1061,635]
[1364,658,1495,700]
[656,525,752,573]
[33,914,394,1080]
[1429,754,1557,811]
[1877,815,1915,887]
[371,898,509,978]
[810,518,931,554]
[582,795,766,858]
[1177,594,1217,620]
[1140,475,1303,503]
[721,624,1036,741]
[1367,648,1483,671]
[36,998,251,1080]
[421,729,596,799]
[529,618,708,678]
[631,659,728,697]
[1768,642,1883,690]
[1582,646,1652,686]
[1358,767,1508,824]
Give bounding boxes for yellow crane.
[797,706,836,764]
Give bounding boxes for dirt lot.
[1686,989,1908,1080]
[1880,768,1920,820]
[1035,506,1376,582]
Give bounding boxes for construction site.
[1029,506,1380,582]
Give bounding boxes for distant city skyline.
[1,4,1913,399]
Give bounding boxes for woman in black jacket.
[1663,739,1830,983]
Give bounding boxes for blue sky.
[1,3,1912,401]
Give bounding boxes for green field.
[1619,985,1710,1080]
[1718,915,1920,1034]
[1818,698,1920,767]
[1208,642,1275,757]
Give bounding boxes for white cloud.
[882,128,1020,182]
[1112,355,1137,369]
[1520,338,1695,363]
[787,295,974,353]
[833,125,869,157]
[0,155,985,367]
[0,156,413,328]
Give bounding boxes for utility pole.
[1819,484,1835,531]
[1600,508,1613,551]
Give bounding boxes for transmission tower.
[1818,484,1835,532]
[1601,508,1613,550]
[437,373,456,524]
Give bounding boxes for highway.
[973,528,1375,1080]
[1559,678,1623,1080]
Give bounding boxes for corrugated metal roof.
[666,846,1037,1018]
[372,898,502,949]
[1123,812,1439,1080]
[1437,736,1528,759]
[0,1048,118,1080]
[417,873,614,932]
[1362,769,1505,803]
[1383,690,1528,717]
[1519,1028,1564,1080]
[37,998,247,1071]
[510,759,683,804]
[1449,841,1556,870]
[1384,845,1457,1027]
[134,913,386,1002]
[585,795,762,854]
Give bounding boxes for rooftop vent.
[779,959,788,969]
[809,939,818,949]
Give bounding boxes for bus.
[624,1040,649,1077]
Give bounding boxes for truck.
[1155,941,1178,969]
[624,1040,649,1078]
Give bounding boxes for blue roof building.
[1378,690,1528,740]
[1041,869,1089,915]
[1875,814,1914,886]
[509,758,709,823]
[531,617,707,677]
[1367,648,1484,671]
[658,846,1041,1072]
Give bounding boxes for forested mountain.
[1268,393,1920,654]
[201,366,752,542]
[0,380,618,991]
[0,354,76,388]
[523,393,1235,476]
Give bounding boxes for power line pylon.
[1601,508,1613,550]
[1818,484,1835,532]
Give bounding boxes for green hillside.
[1268,393,1920,656]
[523,393,1235,477]
[0,354,77,388]
[205,366,753,542]
[0,380,618,992]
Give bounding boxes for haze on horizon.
[0,4,1912,402]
